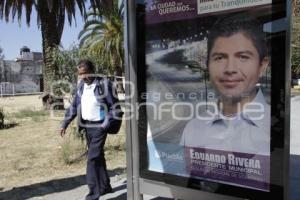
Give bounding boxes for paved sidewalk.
[27,176,128,200]
[291,95,300,155]
[22,176,169,200]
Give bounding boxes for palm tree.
[0,0,113,104]
[78,0,124,92]
[0,46,4,60]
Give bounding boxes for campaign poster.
[144,0,272,191]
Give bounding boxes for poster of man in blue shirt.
[144,10,272,192]
[180,15,270,156]
[138,0,290,198]
[178,15,271,191]
[141,0,291,197]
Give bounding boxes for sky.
[0,8,85,60]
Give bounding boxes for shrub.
[0,107,4,129]
[105,122,126,152]
[12,108,48,122]
[60,133,87,165]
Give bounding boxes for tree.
[0,48,4,127]
[0,0,113,101]
[0,46,4,60]
[78,0,124,92]
[293,0,300,16]
[52,45,81,96]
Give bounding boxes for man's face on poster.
[208,32,269,99]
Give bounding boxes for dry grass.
[0,95,43,114]
[0,119,84,191]
[105,122,127,172]
[0,95,126,191]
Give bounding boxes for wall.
[0,60,42,94]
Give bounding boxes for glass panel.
[137,0,287,198]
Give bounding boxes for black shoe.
[100,187,113,195]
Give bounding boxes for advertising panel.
[137,0,288,198]
[146,0,272,24]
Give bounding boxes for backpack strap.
[96,77,105,96]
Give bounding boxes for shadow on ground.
[0,123,18,130]
[1,156,298,200]
[0,167,125,200]
[106,183,127,200]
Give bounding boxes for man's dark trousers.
[85,125,111,200]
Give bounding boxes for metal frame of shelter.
[125,0,292,199]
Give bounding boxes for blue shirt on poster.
[180,89,270,156]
